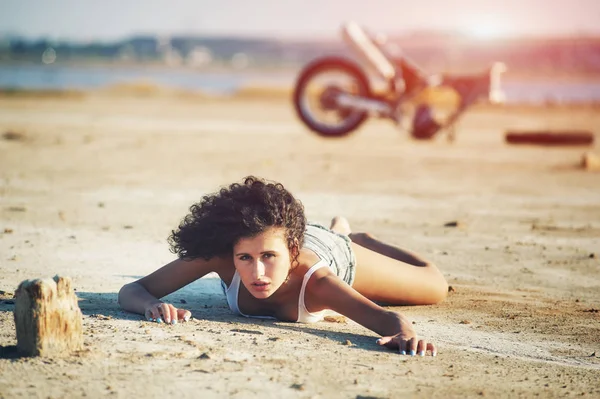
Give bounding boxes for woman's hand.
[376,314,437,356]
[144,302,191,325]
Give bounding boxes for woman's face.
[233,227,293,299]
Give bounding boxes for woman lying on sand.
[119,176,448,356]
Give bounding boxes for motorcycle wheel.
[293,57,371,138]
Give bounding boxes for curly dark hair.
[168,176,306,262]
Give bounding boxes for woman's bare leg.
[330,216,352,235]
[330,217,448,305]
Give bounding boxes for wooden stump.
[581,152,600,172]
[14,276,83,357]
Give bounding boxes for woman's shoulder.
[296,247,323,269]
[292,248,333,284]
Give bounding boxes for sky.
[1,0,600,42]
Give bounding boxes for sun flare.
[466,23,509,40]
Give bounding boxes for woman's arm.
[118,257,224,323]
[307,270,436,356]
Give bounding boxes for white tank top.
[224,260,328,323]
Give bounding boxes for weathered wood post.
[581,152,600,172]
[14,276,83,356]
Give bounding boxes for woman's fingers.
[413,340,437,357]
[168,304,179,324]
[427,342,437,357]
[148,304,160,323]
[417,339,427,356]
[378,336,438,357]
[177,308,192,322]
[145,303,192,324]
[407,337,418,356]
[377,336,409,354]
[378,336,437,357]
[155,303,169,323]
[399,339,408,355]
[144,307,157,321]
[376,336,394,347]
[149,303,169,323]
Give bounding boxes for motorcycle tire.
[293,57,371,138]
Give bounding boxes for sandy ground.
[0,91,599,398]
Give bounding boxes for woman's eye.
[239,255,251,261]
[262,253,275,259]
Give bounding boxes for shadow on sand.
[76,277,385,354]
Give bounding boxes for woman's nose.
[253,261,265,278]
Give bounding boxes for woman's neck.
[260,248,320,305]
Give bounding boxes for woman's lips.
[252,281,270,291]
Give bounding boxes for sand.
[0,91,599,398]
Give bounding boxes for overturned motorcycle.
[293,22,506,140]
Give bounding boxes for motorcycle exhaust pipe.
[335,93,392,115]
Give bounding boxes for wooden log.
[14,276,83,357]
[505,130,594,146]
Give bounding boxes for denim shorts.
[303,223,357,286]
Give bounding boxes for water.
[0,64,292,95]
[1,64,599,104]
